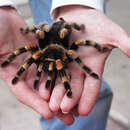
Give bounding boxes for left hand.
[39,5,130,125]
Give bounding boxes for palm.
[0,8,55,120]
[47,6,130,116]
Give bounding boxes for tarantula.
[1,18,109,97]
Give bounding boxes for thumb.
[115,36,130,57]
[108,23,130,57]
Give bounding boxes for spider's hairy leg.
[70,40,109,52]
[50,71,57,92]
[20,25,37,34]
[1,43,38,67]
[59,27,69,39]
[68,22,84,31]
[56,59,72,97]
[12,50,42,84]
[67,50,99,79]
[59,17,83,31]
[44,58,57,91]
[12,57,34,84]
[20,25,45,39]
[45,62,54,89]
[38,23,51,33]
[34,63,44,89]
[35,23,51,39]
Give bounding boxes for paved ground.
[0,0,130,130]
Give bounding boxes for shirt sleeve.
[0,0,16,8]
[51,0,107,18]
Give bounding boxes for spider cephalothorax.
[1,18,109,97]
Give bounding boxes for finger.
[49,82,65,112]
[60,64,84,113]
[8,80,54,120]
[104,22,130,57]
[25,66,51,101]
[56,111,74,125]
[77,56,103,116]
[78,76,100,116]
[38,81,51,101]
[71,104,79,117]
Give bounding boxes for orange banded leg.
[20,25,37,34]
[68,22,84,31]
[59,28,69,39]
[12,50,42,84]
[67,50,99,79]
[20,25,45,39]
[38,23,51,33]
[44,59,56,89]
[56,59,72,97]
[34,63,44,89]
[50,71,57,92]
[45,73,52,89]
[45,62,54,89]
[1,43,38,67]
[59,17,83,31]
[70,40,109,52]
[34,23,51,38]
[12,57,34,84]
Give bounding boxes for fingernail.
[62,111,69,114]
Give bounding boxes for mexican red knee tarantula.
[1,18,109,97]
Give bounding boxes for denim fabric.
[29,1,113,130]
[29,0,53,25]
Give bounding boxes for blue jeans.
[29,1,113,130]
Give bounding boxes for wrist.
[54,5,93,20]
[0,6,17,16]
[55,5,97,23]
[60,5,92,15]
[0,6,18,26]
[51,0,106,20]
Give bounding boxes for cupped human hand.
[41,5,130,120]
[0,7,75,125]
[0,7,54,120]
